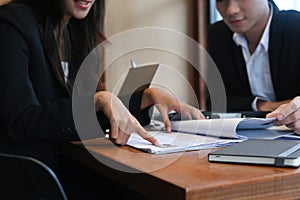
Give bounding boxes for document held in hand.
[171,117,276,139]
[127,118,276,154]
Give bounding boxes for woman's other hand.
[141,88,205,132]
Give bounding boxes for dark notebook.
[208,139,300,167]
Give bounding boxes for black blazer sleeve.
[0,14,80,143]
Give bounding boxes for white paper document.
[127,131,243,154]
[127,118,280,154]
[171,117,276,138]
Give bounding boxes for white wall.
[273,0,300,11]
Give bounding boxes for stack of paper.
[127,131,243,154]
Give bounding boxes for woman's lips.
[74,0,92,9]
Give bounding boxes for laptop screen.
[118,64,159,97]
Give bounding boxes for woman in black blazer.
[0,0,203,173]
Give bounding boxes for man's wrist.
[256,98,277,111]
[253,97,268,111]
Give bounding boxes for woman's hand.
[141,88,205,132]
[94,91,159,146]
[266,97,300,134]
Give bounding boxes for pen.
[130,59,137,68]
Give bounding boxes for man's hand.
[266,97,300,134]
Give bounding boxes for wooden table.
[61,138,300,200]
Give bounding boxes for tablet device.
[118,63,159,97]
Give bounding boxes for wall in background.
[273,0,300,11]
[104,0,199,107]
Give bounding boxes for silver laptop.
[118,63,159,97]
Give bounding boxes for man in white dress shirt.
[208,0,300,133]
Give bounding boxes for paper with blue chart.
[127,118,294,154]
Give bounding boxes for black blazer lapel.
[37,23,72,97]
[268,2,282,99]
[232,44,252,95]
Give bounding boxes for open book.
[127,118,280,154]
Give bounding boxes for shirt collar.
[233,3,273,53]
